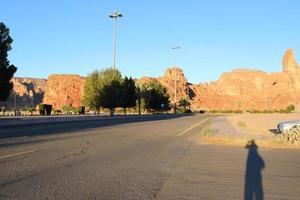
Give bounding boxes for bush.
[234,110,243,114]
[185,109,192,113]
[44,104,52,115]
[79,106,85,114]
[202,127,218,136]
[286,104,295,113]
[25,106,35,115]
[62,105,74,114]
[0,107,6,113]
[39,104,46,115]
[199,110,205,114]
[52,109,62,115]
[209,110,219,113]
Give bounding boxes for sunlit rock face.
[43,74,85,110]
[192,49,300,111]
[132,49,300,112]
[283,49,299,73]
[6,49,300,112]
[136,67,196,105]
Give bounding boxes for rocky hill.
[4,77,46,110]
[136,49,300,111]
[43,74,86,110]
[6,48,300,112]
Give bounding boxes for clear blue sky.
[1,0,300,83]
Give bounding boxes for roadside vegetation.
[178,97,191,113]
[208,104,295,114]
[83,68,170,116]
[202,125,218,137]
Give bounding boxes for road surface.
[0,114,300,199]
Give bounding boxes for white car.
[277,121,300,133]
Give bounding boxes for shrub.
[44,104,52,115]
[202,127,218,136]
[62,105,74,114]
[185,109,192,113]
[79,106,85,114]
[199,110,206,114]
[52,109,62,115]
[39,104,46,115]
[0,107,6,113]
[237,121,247,128]
[25,106,35,116]
[286,104,295,113]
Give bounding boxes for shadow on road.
[244,140,265,200]
[0,114,198,144]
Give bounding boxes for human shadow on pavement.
[244,140,265,200]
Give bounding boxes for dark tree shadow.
[244,140,265,200]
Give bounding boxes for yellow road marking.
[0,150,36,160]
[177,117,210,137]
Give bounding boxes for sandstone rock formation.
[43,74,85,110]
[6,48,300,112]
[283,49,299,72]
[5,77,46,109]
[137,67,195,105]
[138,49,300,112]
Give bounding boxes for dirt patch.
[227,113,300,135]
[198,114,300,149]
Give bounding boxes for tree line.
[83,68,170,116]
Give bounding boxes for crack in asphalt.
[152,142,193,199]
[54,140,92,162]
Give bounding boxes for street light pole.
[108,11,123,69]
[172,46,180,114]
[14,91,17,116]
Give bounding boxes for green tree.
[178,97,190,112]
[25,105,35,116]
[0,22,17,101]
[141,81,170,111]
[99,68,123,116]
[135,86,144,115]
[83,70,102,113]
[120,76,136,115]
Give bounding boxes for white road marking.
[177,117,210,137]
[0,150,36,160]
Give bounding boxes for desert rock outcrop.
[283,49,299,72]
[43,74,85,110]
[137,67,195,105]
[6,48,300,112]
[5,77,46,109]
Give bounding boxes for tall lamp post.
[108,11,123,69]
[172,46,180,114]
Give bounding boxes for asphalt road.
[0,114,300,199]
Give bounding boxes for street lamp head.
[108,11,123,19]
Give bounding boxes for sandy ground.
[227,113,300,135]
[200,114,300,149]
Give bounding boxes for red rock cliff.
[43,74,85,109]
